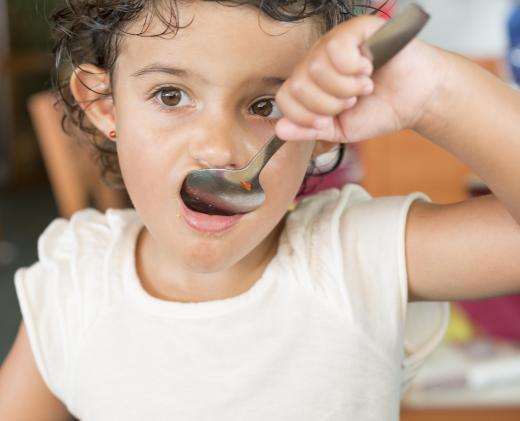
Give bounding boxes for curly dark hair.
[50,0,391,195]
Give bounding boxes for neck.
[135,222,283,303]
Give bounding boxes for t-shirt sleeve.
[333,185,450,396]
[14,208,115,403]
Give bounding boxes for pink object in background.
[458,176,520,342]
[377,0,395,19]
[459,297,520,342]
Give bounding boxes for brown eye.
[250,98,281,119]
[157,88,190,107]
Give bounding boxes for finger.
[275,118,319,142]
[325,15,385,74]
[275,88,325,129]
[308,58,374,99]
[324,37,374,76]
[277,116,345,144]
[288,77,353,117]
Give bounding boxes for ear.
[69,63,116,141]
[311,140,338,160]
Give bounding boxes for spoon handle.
[244,135,286,181]
[364,4,430,71]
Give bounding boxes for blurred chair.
[27,91,128,219]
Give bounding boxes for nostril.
[192,155,239,171]
[195,161,237,171]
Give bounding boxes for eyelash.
[148,86,282,119]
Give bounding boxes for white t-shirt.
[15,184,449,421]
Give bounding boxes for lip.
[179,197,243,233]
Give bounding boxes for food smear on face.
[240,180,252,191]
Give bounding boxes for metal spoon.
[181,4,430,216]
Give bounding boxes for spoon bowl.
[181,136,286,215]
[181,168,264,216]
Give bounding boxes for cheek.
[115,120,186,207]
[117,139,157,205]
[117,137,182,230]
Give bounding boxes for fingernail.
[314,117,330,130]
[344,97,358,109]
[361,62,373,76]
[361,79,374,95]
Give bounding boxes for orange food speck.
[240,180,252,191]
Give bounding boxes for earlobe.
[69,63,116,140]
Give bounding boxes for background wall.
[398,0,515,57]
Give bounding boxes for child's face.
[108,2,321,272]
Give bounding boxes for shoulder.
[17,207,141,308]
[285,183,430,245]
[13,207,141,402]
[281,184,431,297]
[37,207,139,263]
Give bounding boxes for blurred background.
[0,0,62,358]
[1,0,520,420]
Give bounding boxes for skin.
[67,2,369,303]
[2,2,520,419]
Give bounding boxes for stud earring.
[108,130,117,139]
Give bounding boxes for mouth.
[180,186,237,216]
[178,194,243,233]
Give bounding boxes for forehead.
[117,1,321,82]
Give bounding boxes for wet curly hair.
[50,0,391,195]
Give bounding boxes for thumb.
[275,118,319,142]
[275,117,343,142]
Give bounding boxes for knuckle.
[308,59,324,79]
[274,90,287,108]
[328,52,353,75]
[289,79,305,97]
[274,88,285,104]
[325,38,341,60]
[275,92,293,116]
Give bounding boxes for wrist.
[413,47,470,141]
[413,46,457,139]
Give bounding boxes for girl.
[1,1,520,420]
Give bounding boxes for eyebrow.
[131,64,191,79]
[130,63,286,86]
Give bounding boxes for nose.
[188,111,246,170]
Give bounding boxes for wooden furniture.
[401,408,520,420]
[358,58,502,203]
[359,129,473,203]
[27,91,128,218]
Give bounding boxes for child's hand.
[275,15,448,143]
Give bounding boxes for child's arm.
[404,52,520,301]
[275,15,520,302]
[418,52,520,225]
[0,321,73,420]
